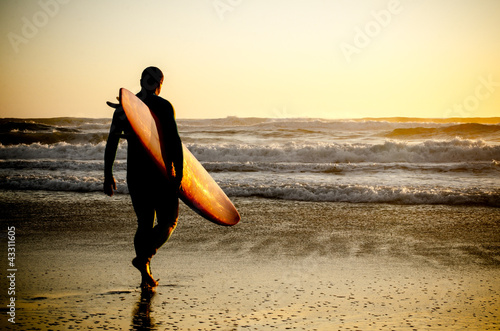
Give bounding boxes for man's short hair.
[141,66,164,90]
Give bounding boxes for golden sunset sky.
[1,0,499,119]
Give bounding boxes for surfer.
[104,67,184,288]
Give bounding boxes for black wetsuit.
[107,92,183,261]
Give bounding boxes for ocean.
[1,117,499,207]
[2,116,500,330]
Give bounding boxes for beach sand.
[1,191,499,330]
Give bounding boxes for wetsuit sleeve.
[104,108,127,178]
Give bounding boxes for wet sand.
[1,191,499,330]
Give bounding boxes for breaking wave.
[1,117,499,206]
[188,139,500,164]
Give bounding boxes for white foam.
[0,142,127,161]
[2,118,499,207]
[223,183,500,206]
[188,139,500,164]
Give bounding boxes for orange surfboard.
[120,88,240,226]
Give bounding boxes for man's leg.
[129,182,158,287]
[149,191,179,256]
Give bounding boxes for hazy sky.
[1,0,499,119]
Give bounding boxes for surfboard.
[120,88,240,226]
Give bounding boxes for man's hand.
[106,96,120,109]
[104,175,117,196]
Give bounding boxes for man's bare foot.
[132,257,158,288]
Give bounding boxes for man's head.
[140,66,164,95]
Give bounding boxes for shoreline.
[0,191,499,330]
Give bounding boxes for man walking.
[104,67,183,288]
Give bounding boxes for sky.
[0,0,499,119]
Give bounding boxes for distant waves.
[1,117,499,206]
[385,123,500,140]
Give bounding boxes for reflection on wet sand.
[132,288,156,331]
